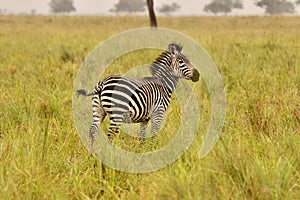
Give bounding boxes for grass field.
[0,15,299,199]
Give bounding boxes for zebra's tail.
[77,81,106,153]
[77,82,103,97]
[77,89,93,96]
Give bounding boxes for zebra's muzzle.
[192,69,200,82]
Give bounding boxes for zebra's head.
[168,43,200,82]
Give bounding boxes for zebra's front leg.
[139,121,149,143]
[150,108,165,136]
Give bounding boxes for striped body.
[77,43,199,151]
[99,76,170,124]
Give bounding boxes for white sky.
[0,0,299,15]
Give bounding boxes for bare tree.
[147,0,157,27]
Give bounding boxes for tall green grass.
[0,15,299,199]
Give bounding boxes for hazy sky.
[0,0,299,15]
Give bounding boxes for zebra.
[77,43,199,151]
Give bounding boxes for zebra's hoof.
[139,138,145,144]
[107,134,113,143]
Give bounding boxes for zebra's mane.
[150,51,173,78]
[150,43,183,78]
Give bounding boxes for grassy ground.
[0,15,299,199]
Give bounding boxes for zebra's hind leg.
[89,94,106,153]
[89,124,98,153]
[107,120,122,142]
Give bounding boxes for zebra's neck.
[151,52,179,93]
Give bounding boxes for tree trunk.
[147,0,157,27]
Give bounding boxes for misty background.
[0,0,300,15]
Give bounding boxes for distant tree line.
[2,0,300,15]
[204,0,299,15]
[49,0,76,14]
[110,0,180,16]
[46,0,300,16]
[204,0,243,15]
[255,0,298,15]
[109,0,146,13]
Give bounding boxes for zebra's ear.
[168,43,182,55]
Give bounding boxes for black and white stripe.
[77,43,199,151]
